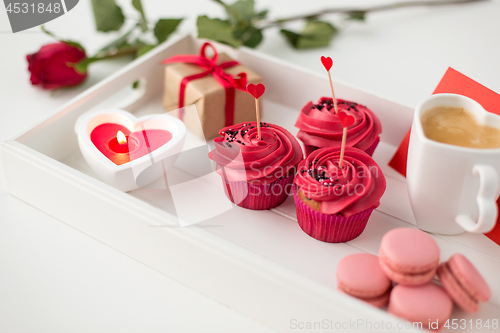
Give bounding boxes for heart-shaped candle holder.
[76,109,186,192]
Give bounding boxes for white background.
[1,0,499,332]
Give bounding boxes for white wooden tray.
[2,35,499,333]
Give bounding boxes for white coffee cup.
[407,94,500,235]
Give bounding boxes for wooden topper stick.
[321,56,338,114]
[247,83,266,140]
[338,111,355,169]
[339,127,347,169]
[255,98,261,139]
[327,71,339,114]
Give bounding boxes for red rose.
[26,42,87,90]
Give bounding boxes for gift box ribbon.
[162,42,248,126]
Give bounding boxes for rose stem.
[259,0,486,30]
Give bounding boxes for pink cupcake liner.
[303,136,381,157]
[222,173,295,210]
[293,186,374,243]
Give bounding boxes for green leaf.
[63,40,87,52]
[255,9,268,20]
[302,20,337,34]
[154,18,183,44]
[41,26,86,52]
[205,0,266,48]
[196,15,242,48]
[70,57,97,74]
[211,0,256,27]
[234,26,262,48]
[346,10,366,21]
[225,0,255,27]
[136,44,156,57]
[280,20,338,49]
[243,29,262,48]
[91,0,125,32]
[280,29,300,48]
[132,0,148,32]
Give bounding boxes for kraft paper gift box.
[162,44,262,140]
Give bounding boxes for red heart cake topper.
[321,56,333,71]
[338,111,355,128]
[247,83,266,99]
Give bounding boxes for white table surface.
[1,0,499,332]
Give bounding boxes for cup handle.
[455,165,498,233]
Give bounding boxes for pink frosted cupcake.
[293,147,386,242]
[295,97,382,156]
[209,121,303,210]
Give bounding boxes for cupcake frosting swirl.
[209,121,303,184]
[295,97,382,151]
[294,147,386,217]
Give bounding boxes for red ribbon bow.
[162,42,248,126]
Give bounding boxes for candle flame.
[117,131,127,145]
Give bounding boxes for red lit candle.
[90,123,173,165]
[108,131,138,154]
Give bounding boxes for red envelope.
[388,67,500,245]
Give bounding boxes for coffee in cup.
[407,94,500,235]
[421,106,500,149]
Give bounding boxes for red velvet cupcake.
[293,147,386,242]
[209,121,303,210]
[295,97,382,156]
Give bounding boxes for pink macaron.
[437,253,491,313]
[336,253,392,307]
[379,228,440,285]
[388,283,453,331]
